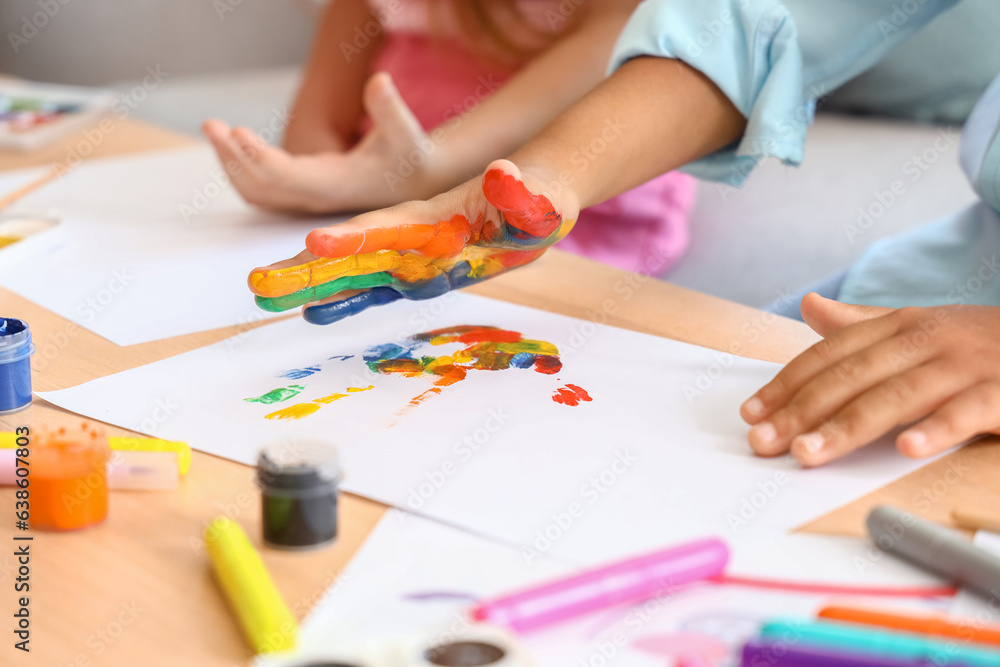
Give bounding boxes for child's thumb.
[800,292,893,337]
[363,72,426,149]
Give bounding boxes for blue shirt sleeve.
[609,0,963,185]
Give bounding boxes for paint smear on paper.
[245,385,305,404]
[266,385,374,420]
[280,365,321,380]
[265,403,321,421]
[364,326,564,409]
[552,383,592,406]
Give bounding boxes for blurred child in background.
[204,0,696,276]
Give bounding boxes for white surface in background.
[0,147,339,345]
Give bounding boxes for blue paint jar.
[0,318,35,415]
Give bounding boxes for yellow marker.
[1,433,191,476]
[204,518,298,654]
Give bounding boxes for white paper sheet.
[0,147,342,345]
[40,293,939,564]
[257,511,948,667]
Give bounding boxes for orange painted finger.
[305,215,472,258]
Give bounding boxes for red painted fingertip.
[482,168,562,238]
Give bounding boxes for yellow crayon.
[1,432,191,476]
[204,518,298,654]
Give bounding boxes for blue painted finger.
[303,287,404,325]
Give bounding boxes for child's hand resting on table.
[742,293,1000,467]
[247,159,578,324]
[203,74,442,213]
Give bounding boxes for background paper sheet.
[258,511,948,667]
[0,147,343,345]
[40,293,939,563]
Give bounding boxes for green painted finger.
[255,272,396,312]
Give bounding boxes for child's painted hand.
[247,159,579,324]
[741,294,1000,467]
[202,73,441,213]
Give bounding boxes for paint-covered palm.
[248,160,579,325]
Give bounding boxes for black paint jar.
[257,440,340,551]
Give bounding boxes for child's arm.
[741,295,1000,466]
[410,0,656,193]
[282,0,385,154]
[247,57,745,314]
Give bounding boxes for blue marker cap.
[0,318,35,415]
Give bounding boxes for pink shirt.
[364,0,696,275]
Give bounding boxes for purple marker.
[741,639,971,667]
[471,537,729,632]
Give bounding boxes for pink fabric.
[367,30,697,276]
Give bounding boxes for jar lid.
[257,439,341,491]
[0,318,34,363]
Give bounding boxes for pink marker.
[471,537,729,632]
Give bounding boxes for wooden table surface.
[1,118,997,667]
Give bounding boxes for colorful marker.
[867,505,1000,603]
[471,537,729,632]
[1,432,191,475]
[741,638,945,667]
[204,517,297,653]
[819,606,1000,648]
[760,618,1000,666]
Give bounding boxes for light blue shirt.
[609,0,1000,308]
[839,73,1000,308]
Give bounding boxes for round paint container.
[257,440,340,551]
[0,317,35,415]
[33,423,110,531]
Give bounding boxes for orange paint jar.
[32,423,110,531]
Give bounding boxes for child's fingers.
[897,381,1000,458]
[203,121,246,172]
[303,287,404,325]
[363,72,427,151]
[747,334,935,456]
[248,249,402,298]
[201,119,231,142]
[791,364,962,467]
[787,362,967,467]
[255,272,395,312]
[741,312,903,425]
[481,159,564,240]
[231,126,268,160]
[800,293,895,338]
[305,209,471,258]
